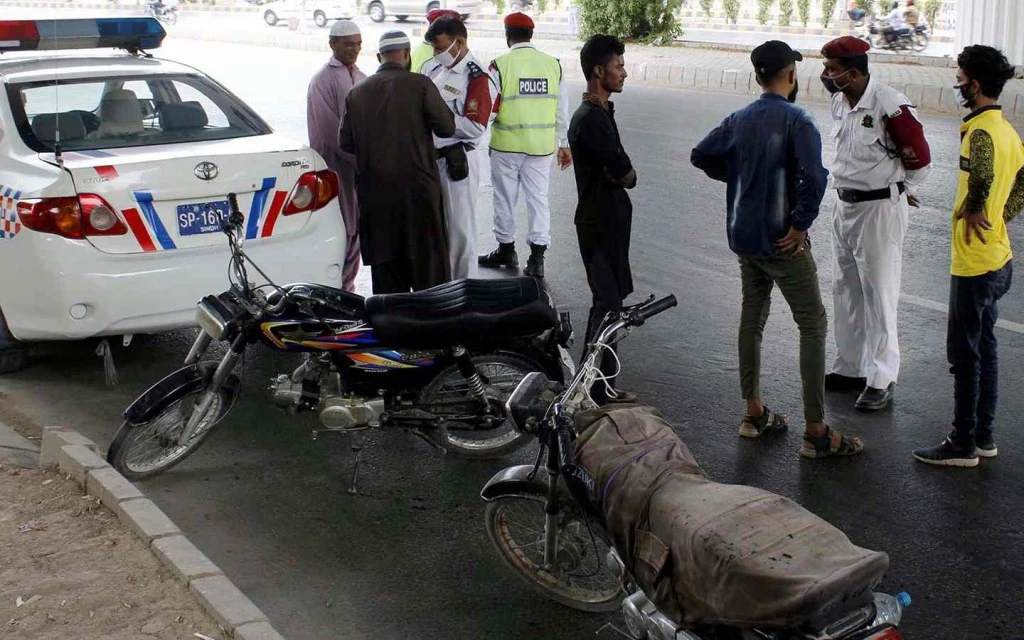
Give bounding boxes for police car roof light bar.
[0,18,166,54]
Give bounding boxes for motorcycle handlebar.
[555,422,577,473]
[633,294,678,324]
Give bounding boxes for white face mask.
[434,41,459,68]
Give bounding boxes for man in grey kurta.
[306,19,366,292]
[340,31,456,294]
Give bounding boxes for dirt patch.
[0,392,44,442]
[0,465,224,640]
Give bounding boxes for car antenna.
[49,19,64,168]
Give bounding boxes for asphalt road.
[3,39,1024,640]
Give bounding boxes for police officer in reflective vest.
[479,11,571,278]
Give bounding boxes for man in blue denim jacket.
[692,40,864,459]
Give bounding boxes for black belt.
[837,182,906,204]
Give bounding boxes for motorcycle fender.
[123,362,240,425]
[480,464,571,502]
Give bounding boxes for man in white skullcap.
[307,19,366,292]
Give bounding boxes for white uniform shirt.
[423,52,499,151]
[490,42,572,149]
[829,78,931,193]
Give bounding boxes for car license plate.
[176,200,230,236]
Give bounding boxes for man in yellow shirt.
[914,45,1024,468]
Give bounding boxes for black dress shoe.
[825,373,867,391]
[855,382,895,411]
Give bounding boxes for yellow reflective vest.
[411,42,434,75]
[490,45,562,156]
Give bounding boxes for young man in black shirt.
[568,34,637,405]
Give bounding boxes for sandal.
[800,426,864,459]
[739,405,789,438]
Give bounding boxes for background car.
[0,18,347,372]
[365,0,481,23]
[262,0,357,27]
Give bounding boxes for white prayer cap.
[329,19,360,38]
[378,30,411,53]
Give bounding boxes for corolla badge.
[194,161,219,181]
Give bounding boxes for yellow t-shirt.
[951,107,1024,277]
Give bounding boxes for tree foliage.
[722,0,740,23]
[756,0,774,24]
[537,0,549,13]
[778,0,793,26]
[577,0,683,45]
[699,0,714,18]
[820,0,837,27]
[494,0,506,13]
[923,0,941,27]
[796,0,810,25]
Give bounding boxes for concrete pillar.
[955,0,1024,66]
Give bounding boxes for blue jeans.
[948,261,1013,447]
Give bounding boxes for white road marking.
[902,293,1024,335]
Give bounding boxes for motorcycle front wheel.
[485,493,623,612]
[107,380,236,480]
[163,11,178,25]
[912,31,929,52]
[419,353,538,458]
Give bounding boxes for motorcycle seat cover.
[364,277,557,348]
[574,406,890,630]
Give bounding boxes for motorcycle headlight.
[195,295,235,341]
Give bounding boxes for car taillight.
[864,627,903,640]
[16,195,127,239]
[282,170,340,216]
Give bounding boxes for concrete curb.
[39,425,287,640]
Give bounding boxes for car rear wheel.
[264,9,278,25]
[368,1,385,22]
[313,10,327,27]
[0,313,27,374]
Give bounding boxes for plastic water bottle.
[872,592,911,627]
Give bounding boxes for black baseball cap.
[751,40,803,78]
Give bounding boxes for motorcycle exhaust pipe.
[621,591,701,640]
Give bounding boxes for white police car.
[0,18,347,372]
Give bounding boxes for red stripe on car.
[94,165,119,180]
[122,208,157,252]
[260,191,288,238]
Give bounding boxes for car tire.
[461,13,470,20]
[313,10,327,26]
[368,1,385,22]
[0,313,27,374]
[510,1,524,10]
[264,9,278,25]
[427,1,440,13]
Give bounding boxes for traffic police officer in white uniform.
[479,11,571,278]
[820,36,932,411]
[422,17,497,280]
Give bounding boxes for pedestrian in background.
[423,17,497,281]
[412,8,460,74]
[820,36,932,411]
[914,45,1024,467]
[340,31,455,294]
[306,19,366,293]
[568,34,637,405]
[479,11,571,279]
[692,41,863,459]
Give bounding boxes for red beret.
[821,36,871,58]
[427,8,461,23]
[504,11,535,29]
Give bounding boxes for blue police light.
[0,18,166,53]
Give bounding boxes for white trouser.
[830,191,910,389]
[438,155,479,281]
[490,151,552,247]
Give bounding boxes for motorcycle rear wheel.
[418,353,538,458]
[485,493,623,612]
[912,32,929,52]
[107,382,234,480]
[163,11,177,25]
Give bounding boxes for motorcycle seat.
[364,277,557,348]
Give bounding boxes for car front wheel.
[368,1,385,22]
[264,9,278,25]
[313,10,327,26]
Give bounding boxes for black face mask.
[788,79,800,103]
[820,69,853,95]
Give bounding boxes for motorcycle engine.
[270,356,384,430]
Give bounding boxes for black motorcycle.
[862,22,930,52]
[481,296,911,640]
[107,194,572,480]
[146,1,179,25]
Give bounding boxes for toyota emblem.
[194,161,218,181]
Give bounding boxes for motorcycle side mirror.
[506,372,563,434]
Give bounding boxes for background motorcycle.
[107,193,571,480]
[480,296,912,640]
[858,20,930,52]
[146,1,179,25]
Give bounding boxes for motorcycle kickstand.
[347,431,368,495]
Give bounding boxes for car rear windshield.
[7,73,272,153]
